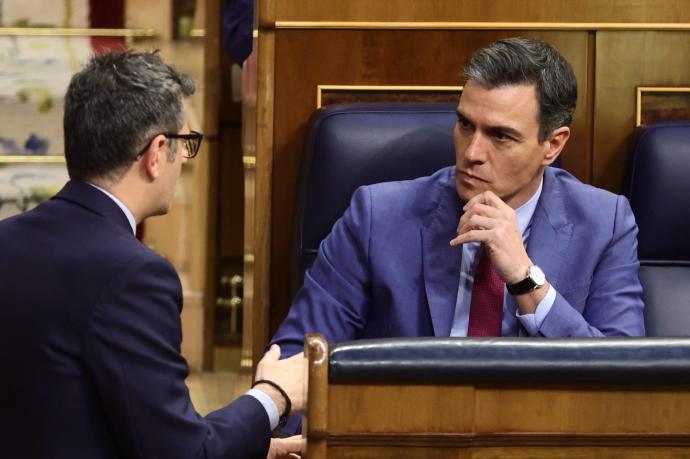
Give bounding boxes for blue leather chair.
[627,120,690,336]
[290,103,458,298]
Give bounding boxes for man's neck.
[88,176,145,225]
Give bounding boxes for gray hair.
[464,37,577,142]
[64,50,196,181]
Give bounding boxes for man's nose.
[463,133,488,163]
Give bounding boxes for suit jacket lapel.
[526,167,573,297]
[421,168,463,336]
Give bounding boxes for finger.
[458,214,496,235]
[277,436,305,454]
[459,204,502,232]
[463,190,506,212]
[462,191,495,211]
[479,190,511,211]
[450,229,489,246]
[457,203,491,231]
[264,344,281,362]
[285,351,304,361]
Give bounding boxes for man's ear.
[141,134,167,180]
[542,126,570,167]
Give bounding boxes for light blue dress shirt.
[450,179,557,337]
[87,182,281,429]
[87,182,137,235]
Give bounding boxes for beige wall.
[125,0,173,40]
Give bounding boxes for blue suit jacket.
[272,166,645,356]
[0,181,270,458]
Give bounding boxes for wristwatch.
[507,265,546,295]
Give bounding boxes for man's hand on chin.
[267,435,304,459]
[450,190,531,285]
[450,190,549,314]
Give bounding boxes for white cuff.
[516,284,556,336]
[246,388,280,430]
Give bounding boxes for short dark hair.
[63,50,196,181]
[464,37,577,142]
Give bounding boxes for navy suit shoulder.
[0,181,271,458]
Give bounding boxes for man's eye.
[457,118,471,128]
[494,131,510,141]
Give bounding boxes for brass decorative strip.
[635,86,690,127]
[242,156,257,168]
[252,29,259,38]
[190,28,205,38]
[0,156,66,164]
[0,27,157,37]
[244,254,255,263]
[275,21,690,31]
[317,84,463,108]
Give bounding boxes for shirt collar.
[515,177,543,237]
[86,182,137,235]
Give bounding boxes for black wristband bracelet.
[252,379,292,427]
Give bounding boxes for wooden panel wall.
[241,0,690,366]
[593,31,690,192]
[273,0,690,23]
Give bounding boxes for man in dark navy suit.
[0,50,303,458]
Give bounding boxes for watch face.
[529,265,546,286]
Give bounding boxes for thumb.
[264,344,281,363]
[276,436,305,455]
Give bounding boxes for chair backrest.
[290,103,457,298]
[627,120,690,336]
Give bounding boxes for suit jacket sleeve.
[270,186,373,357]
[539,195,645,337]
[82,254,271,459]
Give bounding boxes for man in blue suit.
[271,37,645,358]
[0,51,303,458]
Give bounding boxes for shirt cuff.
[246,388,280,430]
[515,284,556,336]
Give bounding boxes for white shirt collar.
[514,177,543,237]
[86,182,137,235]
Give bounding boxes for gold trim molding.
[0,156,66,164]
[275,21,690,31]
[636,86,690,127]
[242,156,257,168]
[317,84,463,108]
[0,27,157,37]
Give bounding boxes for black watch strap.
[507,265,545,296]
[252,379,291,428]
[507,277,537,295]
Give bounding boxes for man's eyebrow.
[456,108,524,140]
[487,124,524,140]
[455,109,472,123]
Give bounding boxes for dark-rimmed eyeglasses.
[136,130,203,159]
